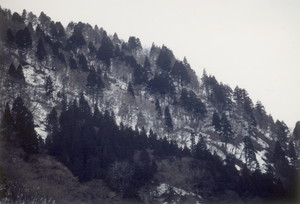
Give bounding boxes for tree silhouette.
[164,106,173,131]
[11,97,38,154]
[97,33,114,66]
[0,103,14,142]
[36,38,47,60]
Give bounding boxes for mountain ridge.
[0,7,299,203]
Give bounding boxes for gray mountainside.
[0,8,299,203]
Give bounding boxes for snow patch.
[155,183,202,199]
[256,150,268,173]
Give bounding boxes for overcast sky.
[2,0,300,128]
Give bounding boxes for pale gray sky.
[2,0,300,128]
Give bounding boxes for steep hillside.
[0,7,299,203]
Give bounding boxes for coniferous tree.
[128,36,142,50]
[274,120,289,144]
[16,65,25,81]
[194,135,209,160]
[220,113,233,143]
[164,106,173,131]
[273,141,287,163]
[15,27,32,48]
[8,63,17,78]
[35,25,44,38]
[0,103,14,141]
[243,136,259,169]
[86,69,104,90]
[50,21,65,38]
[288,141,297,161]
[78,93,91,118]
[143,56,151,69]
[69,57,78,69]
[293,121,300,140]
[171,60,190,84]
[212,111,221,132]
[45,107,59,155]
[36,38,47,60]
[66,22,86,50]
[155,99,162,118]
[9,64,25,80]
[133,65,148,85]
[190,132,196,156]
[12,12,23,23]
[127,82,135,97]
[78,53,89,72]
[45,76,54,98]
[112,33,121,44]
[6,29,15,47]
[147,73,175,95]
[11,97,38,154]
[97,32,114,66]
[88,41,97,54]
[156,45,174,72]
[180,89,206,118]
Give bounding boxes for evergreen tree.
[220,113,233,143]
[15,27,32,48]
[45,107,59,155]
[78,93,91,118]
[78,53,89,72]
[274,120,289,144]
[36,38,47,60]
[287,141,296,161]
[112,33,121,44]
[171,60,190,84]
[156,45,174,72]
[143,56,151,69]
[133,65,148,85]
[16,65,25,81]
[11,97,38,154]
[293,121,300,140]
[180,89,206,118]
[147,73,175,95]
[88,41,97,54]
[0,103,14,141]
[66,22,86,50]
[12,12,23,23]
[6,28,15,47]
[8,63,17,78]
[233,87,256,125]
[164,106,173,131]
[127,82,135,97]
[86,69,104,90]
[273,141,287,163]
[212,111,221,132]
[190,132,196,155]
[243,136,259,169]
[128,36,142,50]
[155,99,162,118]
[9,63,25,80]
[50,21,65,38]
[69,57,78,69]
[194,135,209,160]
[97,33,114,66]
[45,76,54,98]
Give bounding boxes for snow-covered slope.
[0,8,297,175]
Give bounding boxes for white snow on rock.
[256,150,268,173]
[154,183,202,202]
